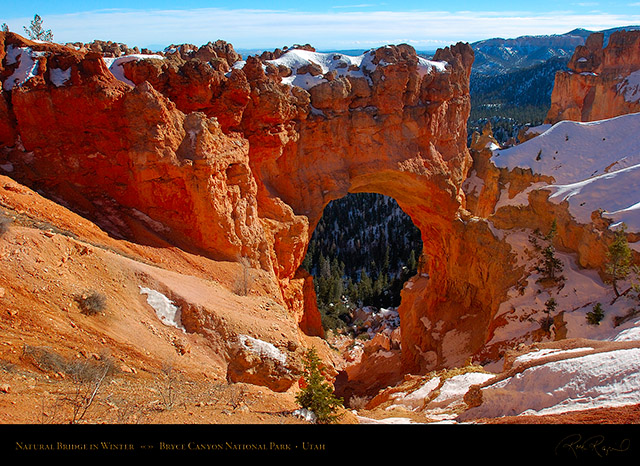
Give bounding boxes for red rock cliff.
[1,31,519,373]
[546,30,640,123]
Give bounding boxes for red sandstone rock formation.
[2,33,269,265]
[546,30,640,123]
[1,30,518,376]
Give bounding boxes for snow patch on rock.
[238,334,287,365]
[139,287,185,332]
[616,69,640,103]
[50,67,72,87]
[459,347,640,419]
[3,46,44,91]
[265,48,446,91]
[103,54,165,86]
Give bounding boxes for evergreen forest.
[301,193,422,331]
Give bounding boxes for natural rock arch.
[242,43,518,372]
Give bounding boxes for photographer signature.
[556,434,631,458]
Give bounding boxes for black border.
[0,423,638,460]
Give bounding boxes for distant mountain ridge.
[469,25,640,144]
[471,26,640,75]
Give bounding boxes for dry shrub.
[0,214,12,238]
[77,291,107,315]
[22,346,118,423]
[348,395,370,410]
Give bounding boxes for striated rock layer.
[546,30,640,123]
[0,31,520,375]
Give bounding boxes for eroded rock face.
[546,30,640,123]
[1,33,269,268]
[0,31,520,376]
[464,123,614,290]
[226,335,302,392]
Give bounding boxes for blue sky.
[3,1,640,51]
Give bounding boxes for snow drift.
[491,112,640,233]
[458,347,640,420]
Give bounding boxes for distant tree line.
[468,56,570,144]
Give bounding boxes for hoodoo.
[546,30,640,123]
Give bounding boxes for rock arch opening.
[302,192,424,403]
[242,41,520,379]
[302,192,422,335]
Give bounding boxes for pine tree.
[540,245,562,280]
[546,219,558,242]
[586,302,605,326]
[407,249,417,274]
[1,23,9,33]
[346,278,359,305]
[606,223,632,297]
[535,219,563,282]
[295,348,343,424]
[540,297,557,333]
[545,297,557,314]
[373,273,387,306]
[301,240,315,272]
[358,270,373,305]
[24,14,53,42]
[382,245,390,275]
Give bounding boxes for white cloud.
[331,4,376,8]
[4,7,640,50]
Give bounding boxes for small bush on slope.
[586,302,605,326]
[606,223,633,298]
[0,214,11,238]
[77,291,107,316]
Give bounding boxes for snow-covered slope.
[491,112,640,233]
[440,111,640,422]
[482,118,640,360]
[359,341,640,423]
[485,236,640,352]
[459,346,640,420]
